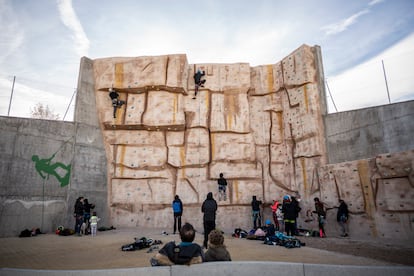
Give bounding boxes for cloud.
[0,0,24,65]
[368,0,384,6]
[322,9,370,36]
[0,76,72,118]
[326,33,414,113]
[56,0,89,57]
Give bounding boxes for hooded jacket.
[202,192,217,222]
[204,243,232,262]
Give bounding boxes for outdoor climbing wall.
[301,150,414,239]
[90,45,329,231]
[87,45,414,239]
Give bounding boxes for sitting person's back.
[204,229,232,262]
[150,222,204,266]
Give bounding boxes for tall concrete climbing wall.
[90,45,329,232]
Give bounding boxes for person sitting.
[150,222,204,266]
[204,229,232,262]
[262,219,276,237]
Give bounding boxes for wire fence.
[325,51,414,113]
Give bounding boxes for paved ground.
[1,228,413,270]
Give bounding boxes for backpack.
[159,241,201,265]
[121,237,152,251]
[172,201,181,213]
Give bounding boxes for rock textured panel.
[88,45,414,240]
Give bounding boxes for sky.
[0,0,413,120]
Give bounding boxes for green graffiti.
[32,154,71,187]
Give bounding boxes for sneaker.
[150,257,159,266]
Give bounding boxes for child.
[89,211,100,237]
[150,222,204,266]
[204,229,232,262]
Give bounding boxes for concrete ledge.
[0,266,170,276]
[303,263,414,276]
[1,262,414,276]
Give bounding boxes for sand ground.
[1,228,413,270]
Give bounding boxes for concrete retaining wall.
[1,262,414,276]
[325,100,414,164]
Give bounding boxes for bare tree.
[30,103,60,120]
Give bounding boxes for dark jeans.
[252,211,261,229]
[173,213,182,234]
[285,220,296,236]
[203,220,215,248]
[75,215,83,234]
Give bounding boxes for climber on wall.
[109,87,125,118]
[193,68,206,99]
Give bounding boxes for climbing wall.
[90,45,325,231]
[89,45,414,239]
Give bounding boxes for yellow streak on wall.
[277,112,283,138]
[304,84,309,113]
[233,180,239,202]
[114,63,124,124]
[226,95,234,130]
[119,145,126,177]
[115,63,124,87]
[180,146,186,178]
[267,65,274,92]
[211,133,215,161]
[205,91,209,115]
[173,94,177,124]
[357,160,378,237]
[301,157,307,192]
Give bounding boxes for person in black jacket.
[193,68,206,99]
[73,197,84,236]
[282,195,300,236]
[291,196,301,235]
[217,173,228,201]
[336,199,349,237]
[201,192,218,248]
[251,196,263,229]
[83,198,95,235]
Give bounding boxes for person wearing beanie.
[263,219,276,237]
[204,229,232,262]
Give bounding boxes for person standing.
[172,195,183,234]
[83,198,95,235]
[251,196,263,229]
[313,197,327,238]
[337,199,349,237]
[270,200,280,231]
[73,197,84,236]
[201,192,218,248]
[217,173,228,201]
[89,211,101,237]
[282,195,297,236]
[291,196,301,235]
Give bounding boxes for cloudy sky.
[0,0,413,120]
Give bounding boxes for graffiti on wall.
[32,154,71,187]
